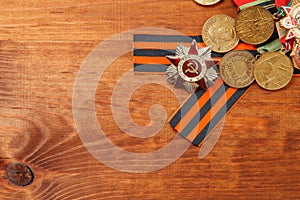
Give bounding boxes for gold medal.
[202,14,239,53]
[220,50,256,88]
[254,52,294,90]
[235,7,274,45]
[194,0,221,6]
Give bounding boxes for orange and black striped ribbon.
[169,78,250,146]
[134,35,257,73]
[133,34,300,146]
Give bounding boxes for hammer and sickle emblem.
[185,60,199,75]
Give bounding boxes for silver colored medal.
[166,39,219,93]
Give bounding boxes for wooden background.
[1,0,300,199]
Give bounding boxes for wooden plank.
[0,0,300,199]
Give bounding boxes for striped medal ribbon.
[133,34,300,146]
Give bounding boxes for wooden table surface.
[1,0,300,199]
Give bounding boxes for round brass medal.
[194,0,221,6]
[254,52,294,90]
[220,50,256,88]
[202,14,239,53]
[236,7,274,45]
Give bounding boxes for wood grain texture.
[0,0,300,199]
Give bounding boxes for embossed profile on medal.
[209,26,234,45]
[202,14,239,53]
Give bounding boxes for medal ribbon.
[236,0,276,11]
[134,35,256,73]
[133,34,300,146]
